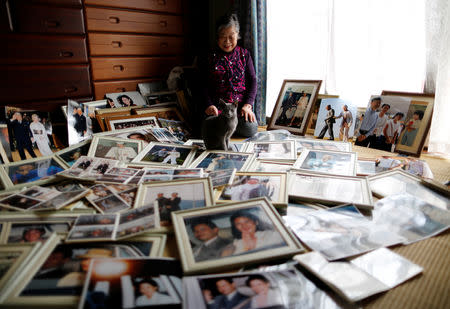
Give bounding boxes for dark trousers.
[17,142,37,160]
[318,122,334,140]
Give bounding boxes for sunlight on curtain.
[267,0,426,116]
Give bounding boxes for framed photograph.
[133,106,184,123]
[138,81,167,96]
[294,138,352,154]
[83,99,112,114]
[3,222,71,243]
[217,172,288,207]
[0,125,11,164]
[289,171,373,208]
[55,139,92,168]
[115,204,160,239]
[145,90,178,107]
[242,140,297,161]
[249,159,294,172]
[368,170,449,210]
[0,243,41,294]
[157,118,191,142]
[3,236,167,308]
[293,149,357,176]
[132,142,196,167]
[306,94,339,135]
[0,156,66,190]
[183,268,340,309]
[95,167,141,184]
[85,184,137,214]
[313,98,357,142]
[106,115,159,131]
[134,178,214,229]
[356,95,434,157]
[94,124,160,146]
[104,91,147,107]
[79,258,182,309]
[95,109,133,132]
[356,158,390,176]
[172,198,304,274]
[148,127,180,143]
[206,168,236,188]
[190,151,255,172]
[268,79,322,135]
[66,214,119,243]
[353,106,367,141]
[67,99,93,146]
[88,136,143,163]
[138,168,204,184]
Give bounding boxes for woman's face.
[249,279,270,294]
[140,283,157,297]
[218,26,238,53]
[122,97,131,105]
[234,216,257,234]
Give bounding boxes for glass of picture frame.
[131,142,196,168]
[87,136,143,164]
[172,197,304,275]
[242,140,297,161]
[293,137,352,154]
[288,170,373,208]
[293,149,357,176]
[189,150,256,173]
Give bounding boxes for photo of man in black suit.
[8,112,37,160]
[317,104,336,140]
[191,219,231,262]
[208,278,249,309]
[73,107,87,137]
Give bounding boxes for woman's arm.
[242,53,257,122]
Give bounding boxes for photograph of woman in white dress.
[245,274,284,309]
[135,278,174,307]
[30,114,53,156]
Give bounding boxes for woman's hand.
[241,104,256,122]
[242,231,257,251]
[205,105,219,116]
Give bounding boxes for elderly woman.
[221,210,285,256]
[203,13,258,137]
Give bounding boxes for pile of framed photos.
[0,82,448,308]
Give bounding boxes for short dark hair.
[245,274,270,287]
[413,110,424,120]
[138,278,159,290]
[215,278,234,285]
[394,112,404,119]
[371,97,382,102]
[190,218,218,232]
[52,245,73,259]
[230,210,263,239]
[117,95,133,106]
[381,104,390,108]
[23,227,45,239]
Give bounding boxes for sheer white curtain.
[426,0,450,154]
[267,0,426,108]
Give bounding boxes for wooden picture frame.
[268,80,322,135]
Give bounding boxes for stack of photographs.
[66,206,159,242]
[58,156,119,180]
[0,185,89,212]
[85,184,137,213]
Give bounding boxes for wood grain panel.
[0,34,88,64]
[0,65,92,102]
[85,0,182,14]
[93,78,161,100]
[88,33,184,56]
[86,7,183,35]
[90,56,182,80]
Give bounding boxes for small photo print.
[68,225,115,241]
[110,117,158,131]
[194,153,252,172]
[0,194,41,210]
[220,174,282,202]
[7,222,70,243]
[294,149,357,176]
[94,195,130,213]
[105,91,147,107]
[137,144,194,166]
[92,138,140,163]
[158,118,191,142]
[185,206,286,263]
[75,214,117,226]
[7,158,64,185]
[58,142,91,167]
[116,205,158,238]
[79,258,182,309]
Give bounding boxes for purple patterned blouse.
[204,46,257,110]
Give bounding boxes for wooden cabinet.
[88,33,184,56]
[85,1,187,99]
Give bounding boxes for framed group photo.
[106,115,159,131]
[268,79,322,135]
[172,198,304,274]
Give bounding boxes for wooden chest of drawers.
[93,78,160,100]
[84,0,182,14]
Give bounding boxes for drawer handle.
[116,88,126,92]
[59,51,74,58]
[45,20,60,28]
[64,87,78,93]
[109,17,120,24]
[160,42,168,48]
[160,20,167,27]
[157,0,166,5]
[111,41,122,48]
[113,65,124,71]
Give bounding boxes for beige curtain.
[425,0,450,154]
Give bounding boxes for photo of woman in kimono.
[30,114,53,156]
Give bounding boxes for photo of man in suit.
[208,278,249,309]
[191,219,231,262]
[317,105,336,140]
[8,112,37,160]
